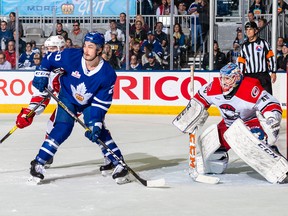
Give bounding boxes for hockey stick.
[45,88,165,188]
[0,96,48,144]
[188,66,220,184]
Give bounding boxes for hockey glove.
[257,111,281,145]
[16,108,36,129]
[85,122,102,143]
[32,71,50,92]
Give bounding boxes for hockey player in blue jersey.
[29,32,129,184]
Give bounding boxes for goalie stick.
[0,96,49,144]
[45,88,165,188]
[188,66,220,184]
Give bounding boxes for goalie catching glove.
[85,122,102,142]
[16,108,35,129]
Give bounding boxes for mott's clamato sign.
[0,71,286,116]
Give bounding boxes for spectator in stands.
[129,41,142,64]
[233,30,244,46]
[257,17,267,39]
[226,41,241,64]
[141,43,153,66]
[18,42,35,69]
[30,53,42,69]
[40,44,46,58]
[269,0,288,13]
[13,30,26,54]
[30,40,40,54]
[7,12,24,37]
[188,0,204,53]
[4,40,16,69]
[154,22,168,51]
[156,0,168,15]
[0,52,12,69]
[102,43,120,70]
[277,42,288,70]
[130,20,147,45]
[173,23,186,67]
[107,31,123,68]
[166,0,178,15]
[276,37,284,58]
[116,12,131,37]
[131,15,150,33]
[50,22,68,40]
[202,40,227,70]
[104,20,125,44]
[177,2,189,28]
[129,54,142,70]
[0,21,13,51]
[249,0,266,15]
[141,0,156,26]
[247,11,258,25]
[141,31,163,60]
[69,21,88,48]
[143,52,163,70]
[65,38,73,48]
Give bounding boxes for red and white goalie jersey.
[194,77,282,128]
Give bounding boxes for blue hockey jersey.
[37,48,116,122]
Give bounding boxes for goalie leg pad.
[224,118,288,184]
[205,148,229,174]
[173,98,208,133]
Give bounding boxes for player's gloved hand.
[257,111,281,145]
[85,122,102,142]
[16,108,35,129]
[32,71,50,92]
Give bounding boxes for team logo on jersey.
[71,83,92,105]
[72,71,81,79]
[255,45,262,52]
[219,104,240,120]
[251,86,260,98]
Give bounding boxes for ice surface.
[0,114,287,216]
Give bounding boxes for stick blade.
[146,178,166,188]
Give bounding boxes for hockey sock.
[36,138,59,165]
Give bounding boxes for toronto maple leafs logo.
[71,83,93,105]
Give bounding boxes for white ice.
[0,114,287,216]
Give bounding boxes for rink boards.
[0,70,286,117]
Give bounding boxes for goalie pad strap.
[224,118,288,184]
[173,98,208,133]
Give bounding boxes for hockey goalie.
[173,62,288,184]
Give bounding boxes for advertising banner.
[1,0,136,16]
[0,71,286,115]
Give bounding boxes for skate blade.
[115,176,132,185]
[27,176,42,185]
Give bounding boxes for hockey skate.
[99,157,115,176]
[112,164,131,185]
[44,157,54,169]
[28,159,45,184]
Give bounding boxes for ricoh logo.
[27,6,57,12]
[258,143,278,159]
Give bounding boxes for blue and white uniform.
[34,48,123,166]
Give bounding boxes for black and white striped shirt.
[237,37,276,74]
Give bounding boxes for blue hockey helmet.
[219,62,243,95]
[84,32,105,47]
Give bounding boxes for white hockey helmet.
[44,35,65,50]
[219,62,243,95]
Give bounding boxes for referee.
[237,21,277,95]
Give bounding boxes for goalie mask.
[219,63,243,95]
[44,35,65,52]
